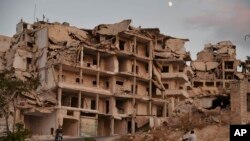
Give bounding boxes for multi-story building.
[0,19,192,137]
[190,41,241,109]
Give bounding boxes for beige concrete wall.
[152,105,157,116]
[82,75,97,87]
[115,77,133,94]
[119,59,133,73]
[80,117,97,137]
[136,102,148,115]
[118,38,133,52]
[114,119,127,135]
[83,54,97,68]
[240,80,250,124]
[36,28,48,69]
[100,56,118,72]
[137,81,149,96]
[136,61,149,78]
[13,49,32,71]
[136,42,148,57]
[46,67,57,89]
[62,70,80,84]
[98,117,110,136]
[98,99,109,114]
[99,77,111,90]
[0,35,11,52]
[24,112,56,135]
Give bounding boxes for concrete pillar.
[96,94,99,111]
[78,91,81,108]
[80,46,84,67]
[97,51,100,70]
[163,101,167,117]
[58,88,62,107]
[110,117,114,135]
[168,97,175,116]
[132,117,135,133]
[133,37,137,53]
[59,64,62,82]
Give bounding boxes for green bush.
[0,123,29,141]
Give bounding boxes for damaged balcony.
[164,89,189,98]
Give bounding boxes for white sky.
[0,0,250,60]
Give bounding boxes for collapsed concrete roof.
[93,19,131,35]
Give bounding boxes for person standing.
[188,130,197,141]
[55,125,63,141]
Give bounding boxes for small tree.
[0,70,39,135]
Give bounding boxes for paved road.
[42,135,121,141]
[95,135,121,141]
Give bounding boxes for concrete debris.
[93,19,131,35]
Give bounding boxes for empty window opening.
[116,81,124,86]
[145,47,149,57]
[206,82,214,87]
[106,100,109,114]
[26,57,32,69]
[136,66,139,74]
[216,82,222,87]
[225,72,234,80]
[50,128,54,135]
[162,66,169,73]
[81,112,96,117]
[87,63,91,67]
[127,121,132,133]
[157,106,163,117]
[71,97,78,108]
[75,78,80,84]
[225,61,234,69]
[146,87,149,92]
[67,110,74,116]
[193,81,203,88]
[91,100,96,110]
[93,59,97,65]
[164,84,169,89]
[106,81,109,88]
[27,42,33,48]
[173,65,178,72]
[179,67,184,72]
[247,93,250,112]
[92,80,97,86]
[145,64,149,72]
[207,96,230,110]
[116,100,125,114]
[119,40,125,50]
[225,83,230,88]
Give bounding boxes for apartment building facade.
[0,19,192,137]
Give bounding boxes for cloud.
[185,0,250,42]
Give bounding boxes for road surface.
[42,135,121,141]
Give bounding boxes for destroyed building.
[189,41,242,109]
[0,19,192,137]
[1,19,250,139]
